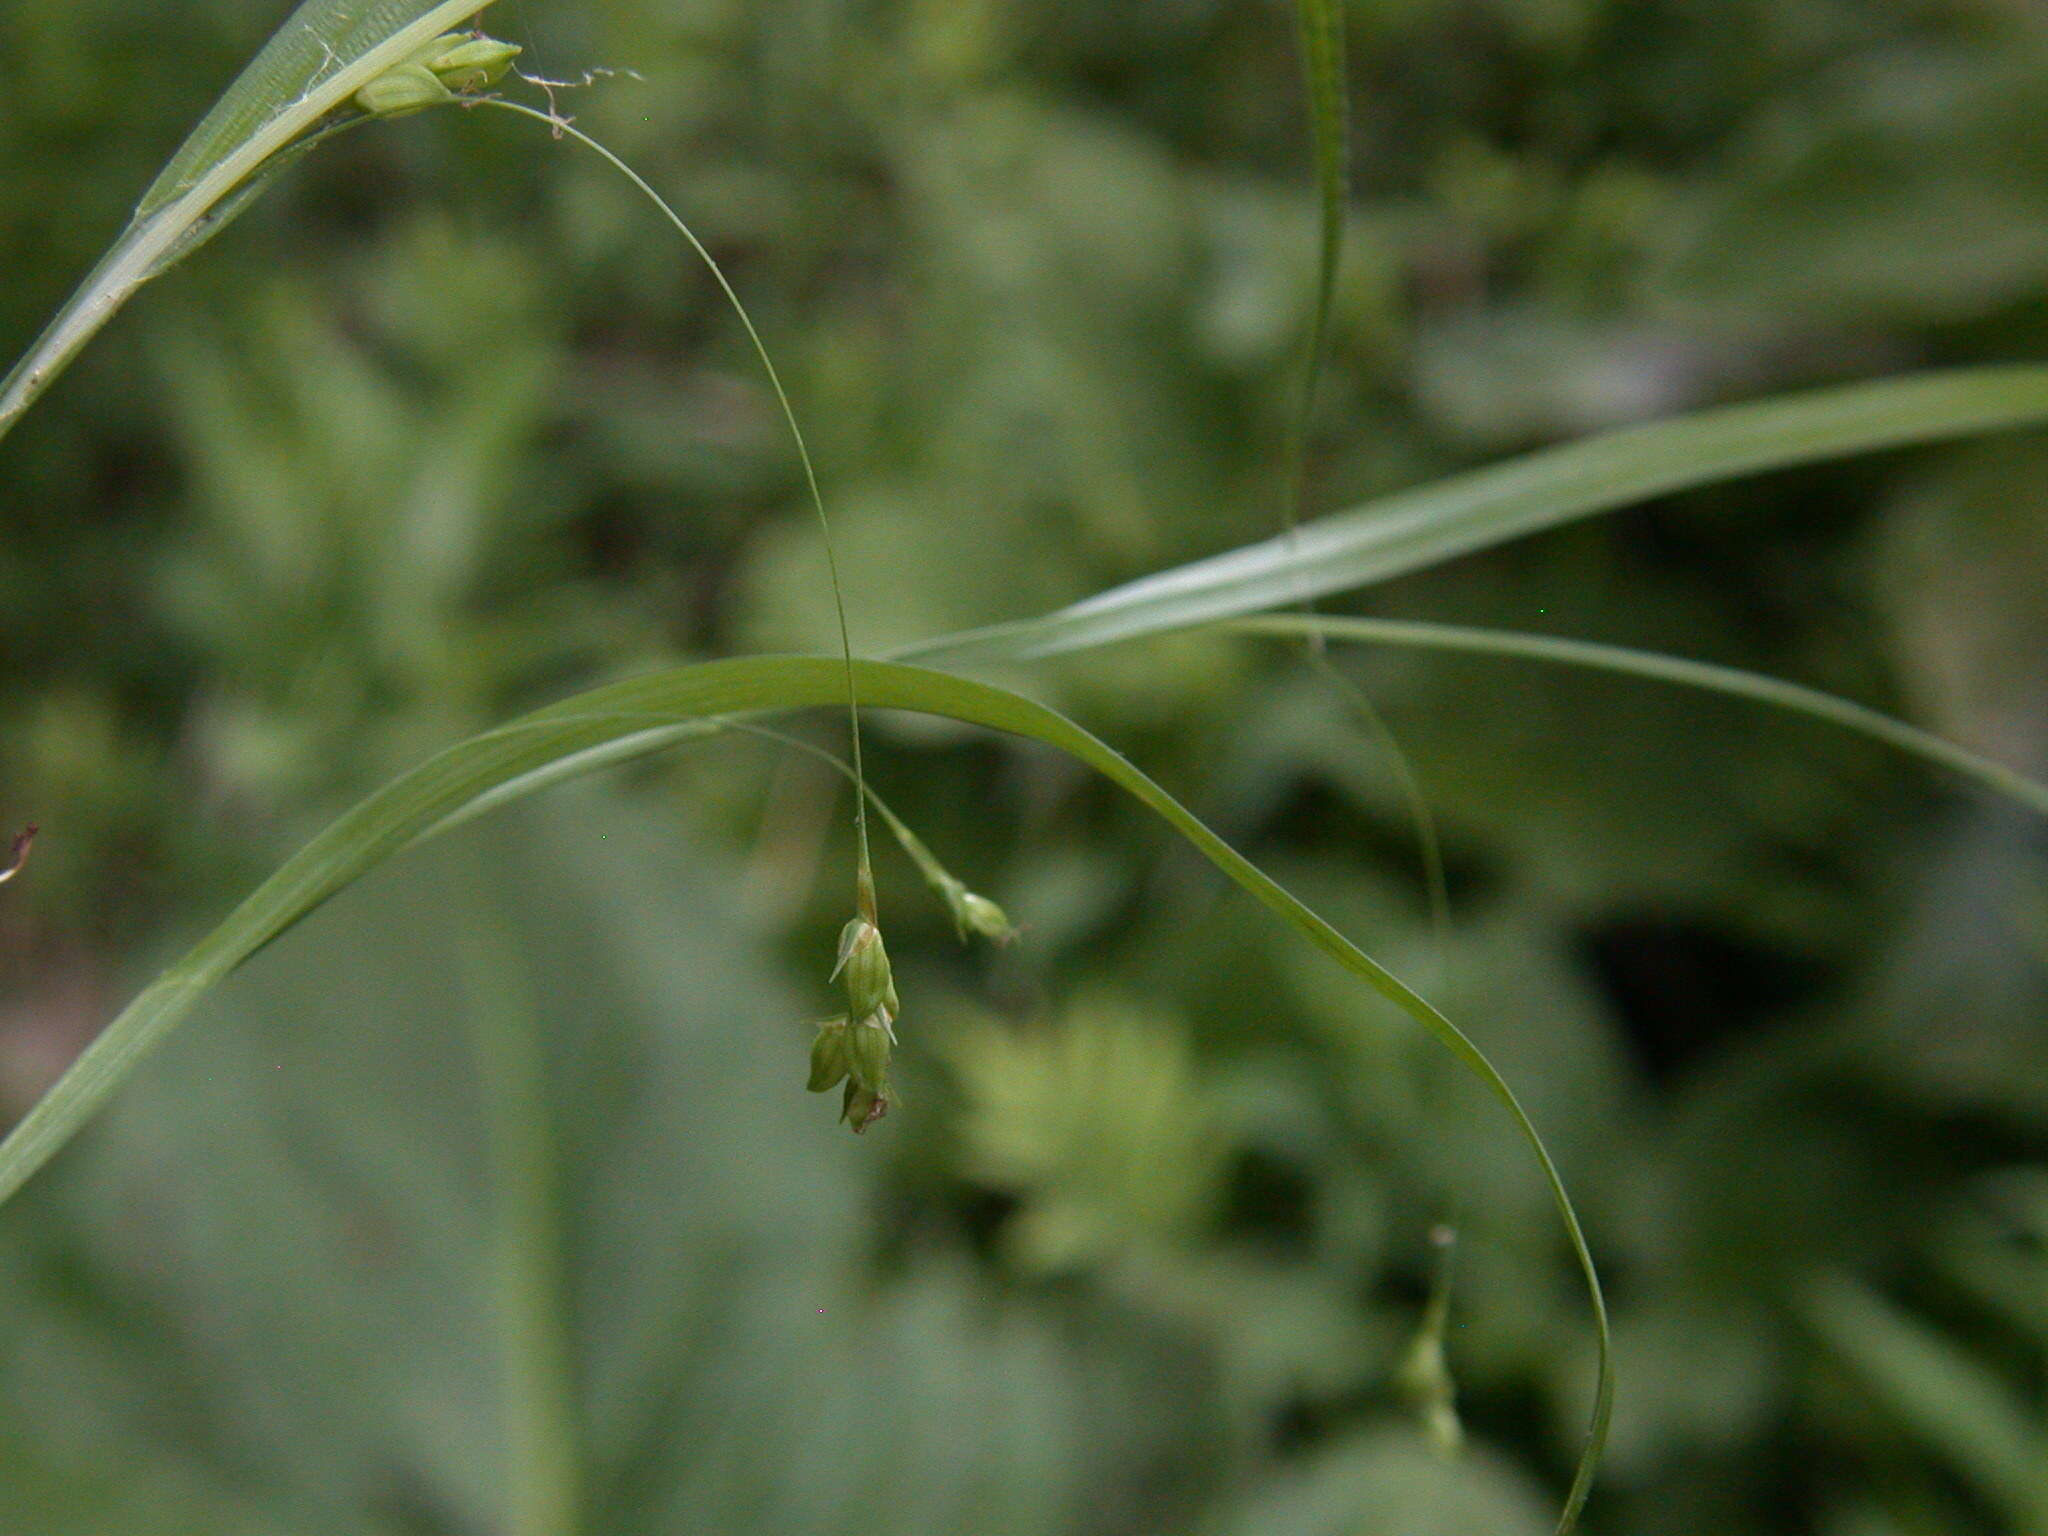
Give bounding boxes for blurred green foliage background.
[4,1,2048,1532]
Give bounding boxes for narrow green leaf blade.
[1231,614,2048,821]
[899,365,2048,666]
[0,0,497,440]
[0,655,1611,1527]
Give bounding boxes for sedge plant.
[8,2,2048,1529]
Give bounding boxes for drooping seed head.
[822,906,900,1129]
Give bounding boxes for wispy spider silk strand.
[479,96,876,904]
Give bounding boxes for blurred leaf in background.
[0,795,1138,1534]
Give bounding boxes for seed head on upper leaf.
[354,33,522,118]
[421,35,523,93]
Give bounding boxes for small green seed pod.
[807,1021,852,1093]
[953,889,1017,945]
[832,916,897,1023]
[354,33,522,118]
[845,1016,892,1091]
[424,36,523,93]
[354,63,455,118]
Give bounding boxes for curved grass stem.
[1306,654,1453,976]
[722,722,965,905]
[478,96,876,906]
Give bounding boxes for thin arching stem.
[1311,660,1453,976]
[478,96,876,907]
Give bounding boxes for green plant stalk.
[458,910,582,1536]
[721,722,982,913]
[478,98,878,912]
[0,655,1611,1527]
[489,709,988,919]
[1229,614,2048,820]
[1318,671,1453,973]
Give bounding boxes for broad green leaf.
[897,365,2048,667]
[0,0,499,441]
[2,797,1098,1535]
[1228,615,2048,821]
[0,655,1611,1528]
